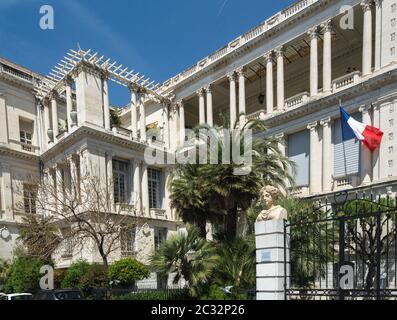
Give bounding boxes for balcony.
[285,92,309,110]
[112,126,133,139]
[332,71,361,92]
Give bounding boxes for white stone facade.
[1,0,397,268]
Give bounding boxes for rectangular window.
[19,119,34,152]
[148,168,163,209]
[154,227,167,250]
[333,113,362,178]
[23,184,37,214]
[121,226,136,256]
[113,160,128,204]
[288,130,310,187]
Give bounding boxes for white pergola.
[33,48,169,103]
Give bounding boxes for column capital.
[320,117,331,127]
[204,84,213,93]
[236,67,246,77]
[374,0,383,8]
[64,76,73,86]
[361,0,373,11]
[321,20,333,33]
[308,27,319,39]
[49,90,58,101]
[101,70,110,80]
[227,72,237,82]
[128,83,140,93]
[275,46,285,58]
[264,52,274,63]
[307,121,318,131]
[196,88,205,97]
[176,100,184,108]
[359,104,371,114]
[275,132,285,140]
[170,102,179,114]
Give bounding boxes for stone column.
[321,117,332,192]
[129,85,139,139]
[163,103,170,149]
[237,67,246,125]
[164,168,172,219]
[178,100,186,144]
[68,155,79,201]
[255,220,290,300]
[50,93,59,143]
[372,103,381,181]
[276,47,285,110]
[276,133,286,157]
[265,53,274,115]
[308,122,321,194]
[55,164,64,211]
[141,163,150,216]
[133,160,142,213]
[106,152,114,210]
[102,73,111,130]
[205,85,214,127]
[197,89,206,125]
[374,0,383,71]
[65,78,73,132]
[362,0,373,76]
[309,27,319,97]
[360,105,373,184]
[139,92,147,141]
[322,21,332,94]
[43,100,51,147]
[0,163,13,221]
[228,72,237,128]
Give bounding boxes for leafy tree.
[0,259,10,290]
[150,226,218,297]
[110,108,122,127]
[4,256,44,293]
[108,258,150,288]
[61,260,91,289]
[79,264,109,297]
[341,198,396,294]
[170,119,295,240]
[18,215,62,263]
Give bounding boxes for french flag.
[340,106,383,152]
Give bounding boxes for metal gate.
[284,191,397,300]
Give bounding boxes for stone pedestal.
[255,220,290,300]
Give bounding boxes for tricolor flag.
[340,106,383,152]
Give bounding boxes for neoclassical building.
[1,0,397,270]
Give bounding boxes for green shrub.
[79,264,109,297]
[112,289,191,300]
[4,256,44,293]
[108,258,150,288]
[61,260,90,289]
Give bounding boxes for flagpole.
[339,99,348,179]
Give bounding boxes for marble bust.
[256,186,288,222]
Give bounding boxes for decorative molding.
[307,121,318,131]
[320,117,331,126]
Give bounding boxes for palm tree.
[170,118,295,240]
[150,226,219,297]
[211,237,256,298]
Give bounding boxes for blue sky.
[0,0,294,105]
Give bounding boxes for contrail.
[217,0,229,17]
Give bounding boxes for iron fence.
[285,191,397,300]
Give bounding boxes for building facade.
[1,0,397,270]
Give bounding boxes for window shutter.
[333,113,362,178]
[288,130,310,187]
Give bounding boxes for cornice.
[40,125,174,162]
[167,0,333,92]
[0,145,40,162]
